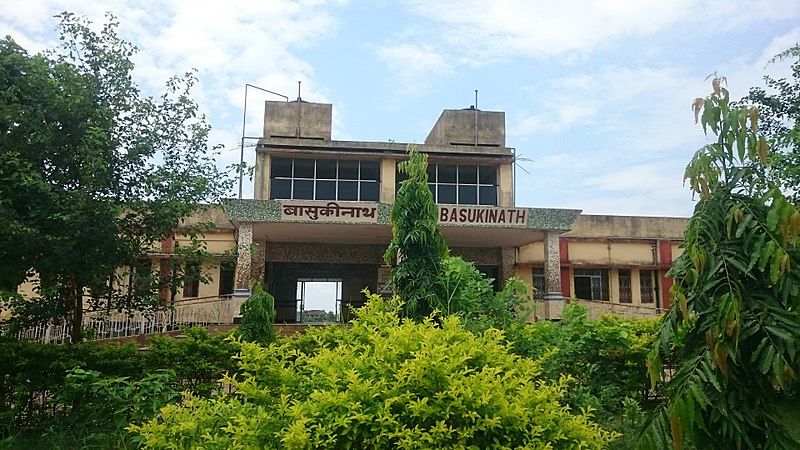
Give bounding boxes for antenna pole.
[474,89,479,147]
[296,81,302,138]
[239,84,289,199]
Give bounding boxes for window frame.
[573,268,609,301]
[270,157,380,202]
[397,163,498,206]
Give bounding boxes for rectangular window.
[397,163,498,205]
[183,262,200,298]
[619,269,632,303]
[270,157,380,202]
[640,269,655,303]
[573,268,609,301]
[532,268,545,300]
[218,261,235,296]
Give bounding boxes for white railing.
[6,295,242,344]
[577,299,664,319]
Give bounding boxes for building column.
[498,247,516,287]
[233,223,254,305]
[542,230,564,319]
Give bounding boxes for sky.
[2,0,800,217]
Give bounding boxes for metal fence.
[6,295,241,344]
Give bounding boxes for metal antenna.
[296,81,302,138]
[239,84,288,199]
[474,90,479,147]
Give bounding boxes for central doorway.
[296,279,342,323]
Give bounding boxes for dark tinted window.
[271,179,291,199]
[479,165,497,184]
[293,158,315,178]
[458,185,477,204]
[271,157,292,177]
[438,164,457,183]
[339,160,359,180]
[293,179,313,199]
[458,165,477,184]
[338,180,358,200]
[360,161,380,181]
[315,180,336,200]
[479,186,497,205]
[360,181,379,201]
[316,159,337,179]
[438,184,456,204]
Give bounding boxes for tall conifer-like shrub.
[384,145,449,318]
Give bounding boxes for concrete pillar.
[253,153,271,200]
[498,247,516,286]
[631,269,642,305]
[610,268,620,303]
[498,163,514,207]
[380,158,396,203]
[234,223,254,293]
[542,230,564,319]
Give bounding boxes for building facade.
[13,100,688,324]
[220,99,686,321]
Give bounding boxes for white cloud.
[0,0,347,198]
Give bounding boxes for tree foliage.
[384,145,448,318]
[640,77,800,449]
[0,13,233,341]
[131,293,618,449]
[236,283,276,344]
[744,45,800,203]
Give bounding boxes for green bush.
[131,293,618,449]
[439,256,530,331]
[0,327,239,446]
[236,282,276,344]
[510,303,658,416]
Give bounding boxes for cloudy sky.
[2,0,799,217]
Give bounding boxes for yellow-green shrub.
[132,294,618,449]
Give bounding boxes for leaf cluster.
[641,77,800,449]
[132,293,618,449]
[236,282,277,344]
[0,12,235,338]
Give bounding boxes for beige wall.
[498,162,514,207]
[254,153,271,200]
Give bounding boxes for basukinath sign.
[438,206,527,226]
[278,200,528,227]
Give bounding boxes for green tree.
[640,77,800,449]
[744,45,800,202]
[236,283,276,344]
[384,145,448,318]
[0,13,232,342]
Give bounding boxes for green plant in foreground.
[384,144,449,319]
[131,292,618,449]
[640,77,800,449]
[236,283,276,344]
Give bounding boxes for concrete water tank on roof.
[424,108,505,147]
[263,100,332,140]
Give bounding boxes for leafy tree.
[0,13,232,341]
[384,145,448,318]
[236,283,276,344]
[744,45,800,202]
[640,77,800,449]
